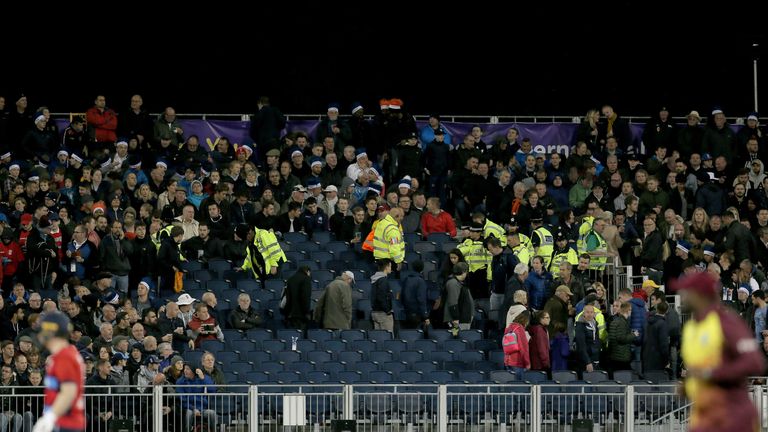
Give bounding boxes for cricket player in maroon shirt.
[33,311,86,432]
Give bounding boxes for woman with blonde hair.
[575,109,601,153]
[686,207,709,241]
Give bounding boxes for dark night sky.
[5,4,767,117]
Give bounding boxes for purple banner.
[51,118,655,157]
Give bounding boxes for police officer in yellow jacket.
[459,221,492,299]
[549,230,579,275]
[530,217,554,269]
[471,212,505,242]
[506,217,533,265]
[373,207,405,268]
[241,224,287,279]
[582,216,609,271]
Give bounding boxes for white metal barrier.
[6,383,766,431]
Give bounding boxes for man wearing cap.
[314,270,355,331]
[737,112,763,159]
[25,215,58,292]
[677,111,704,158]
[458,221,492,300]
[642,106,677,156]
[549,229,580,275]
[702,107,736,162]
[529,217,555,269]
[19,113,55,164]
[674,272,765,432]
[318,185,339,217]
[316,103,351,153]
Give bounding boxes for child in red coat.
[503,310,531,378]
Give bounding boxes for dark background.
[4,3,766,118]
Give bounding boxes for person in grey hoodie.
[444,262,474,330]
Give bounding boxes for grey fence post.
[626,385,635,432]
[342,384,354,420]
[531,385,541,432]
[437,385,448,432]
[248,385,259,432]
[152,385,163,432]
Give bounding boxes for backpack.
[502,324,522,354]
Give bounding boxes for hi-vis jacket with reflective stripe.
[373,215,404,263]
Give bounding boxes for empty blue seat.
[399,371,423,383]
[413,241,437,253]
[398,329,424,342]
[260,362,284,374]
[412,361,438,374]
[208,258,233,276]
[458,330,484,343]
[473,361,496,372]
[306,351,332,364]
[285,251,306,263]
[429,351,455,363]
[367,329,393,342]
[227,361,252,376]
[295,340,317,353]
[429,330,454,344]
[292,361,315,375]
[321,340,347,353]
[398,351,424,363]
[200,340,226,353]
[443,361,466,372]
[489,350,504,365]
[340,329,366,342]
[242,350,271,364]
[310,251,334,265]
[326,259,347,274]
[306,371,330,383]
[426,233,452,245]
[307,329,334,343]
[350,361,378,377]
[326,242,349,254]
[489,370,517,383]
[381,340,407,353]
[182,280,201,292]
[283,232,309,244]
[246,328,274,342]
[206,280,231,293]
[459,370,487,383]
[245,371,270,384]
[262,340,286,353]
[380,361,407,375]
[311,231,332,244]
[320,361,346,376]
[192,269,213,283]
[223,329,246,342]
[443,340,469,353]
[523,370,548,383]
[353,340,376,354]
[368,370,393,383]
[583,370,609,383]
[183,350,203,365]
[459,351,485,364]
[552,370,578,383]
[274,351,301,364]
[275,371,301,383]
[214,351,239,365]
[474,339,498,353]
[300,243,321,252]
[236,279,261,292]
[338,351,363,364]
[409,339,438,353]
[182,260,204,272]
[297,260,319,271]
[335,371,361,383]
[425,371,453,383]
[369,351,394,363]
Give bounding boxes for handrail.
[649,402,693,425]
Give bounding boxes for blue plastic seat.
[443,361,466,372]
[473,361,496,372]
[292,361,315,375]
[277,329,304,342]
[242,350,271,364]
[274,351,301,364]
[340,329,366,342]
[311,231,332,244]
[320,361,346,376]
[335,371,361,383]
[429,351,455,364]
[306,350,332,364]
[192,269,213,283]
[368,370,393,383]
[306,370,330,383]
[381,340,407,353]
[429,330,454,344]
[459,370,487,383]
[183,350,203,365]
[206,280,231,294]
[181,260,204,272]
[523,370,548,383]
[275,371,301,383]
[261,340,286,353]
[181,280,201,292]
[356,300,372,321]
[426,233,452,246]
[458,329,484,344]
[459,351,485,364]
[310,252,334,266]
[283,232,309,244]
[208,258,233,276]
[215,351,239,365]
[425,370,453,384]
[227,361,252,376]
[285,251,306,264]
[474,339,499,353]
[380,361,408,375]
[307,329,334,343]
[260,362,284,374]
[412,361,438,374]
[398,329,424,342]
[490,370,517,383]
[326,242,350,254]
[235,279,261,292]
[353,340,376,354]
[399,371,424,383]
[413,241,437,253]
[369,351,394,363]
[398,351,424,363]
[443,340,469,353]
[367,329,393,342]
[295,340,317,353]
[322,340,347,353]
[338,351,363,364]
[409,339,438,353]
[350,361,378,377]
[245,371,270,384]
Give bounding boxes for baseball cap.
[555,285,574,296]
[342,270,355,284]
[146,355,161,364]
[642,279,660,290]
[377,204,390,213]
[20,214,32,225]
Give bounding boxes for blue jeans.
[507,366,527,380]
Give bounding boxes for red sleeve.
[711,308,766,383]
[421,213,431,238]
[517,327,531,369]
[55,349,82,383]
[187,318,201,331]
[14,243,24,264]
[444,213,457,237]
[86,108,105,127]
[103,110,118,131]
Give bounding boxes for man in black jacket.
[157,226,184,296]
[181,223,223,263]
[228,293,262,330]
[371,259,394,331]
[25,215,57,292]
[284,266,312,330]
[250,96,286,162]
[99,220,134,295]
[640,216,664,284]
[642,301,670,377]
[158,302,194,353]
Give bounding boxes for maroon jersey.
[44,345,85,429]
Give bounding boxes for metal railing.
[7,382,766,430]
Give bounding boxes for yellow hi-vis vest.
[254,228,286,274]
[575,307,608,343]
[549,247,579,275]
[511,243,531,267]
[458,238,491,273]
[484,219,505,241]
[583,229,608,271]
[576,216,595,253]
[241,243,265,279]
[681,310,725,425]
[373,215,405,263]
[517,232,534,261]
[533,226,554,268]
[153,225,186,261]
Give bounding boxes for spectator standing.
[642,301,670,376]
[284,266,312,330]
[529,311,551,372]
[575,304,601,375]
[608,302,637,374]
[314,271,355,330]
[503,311,530,377]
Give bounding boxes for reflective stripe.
[484,220,505,240]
